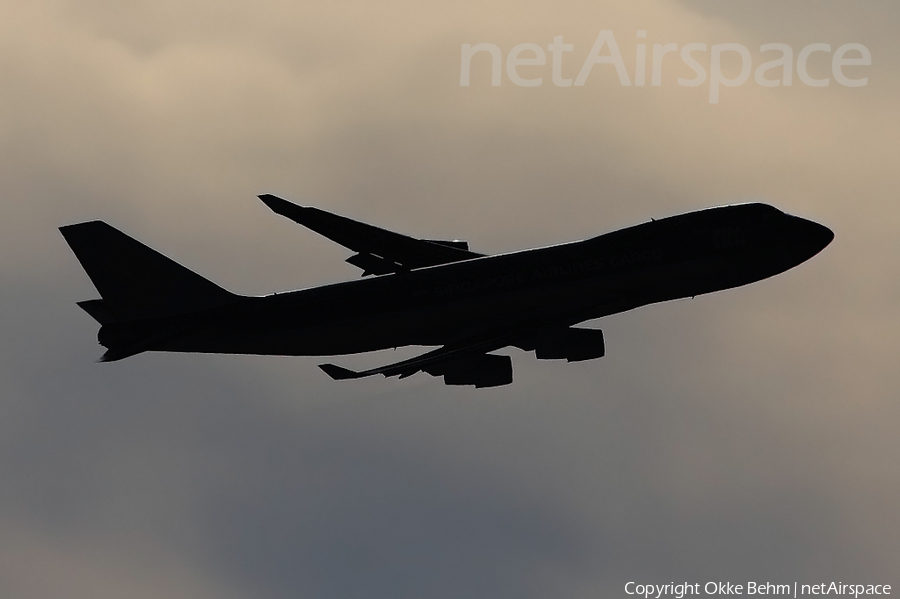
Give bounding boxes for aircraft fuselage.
[98,203,833,358]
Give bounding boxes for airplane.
[60,195,833,388]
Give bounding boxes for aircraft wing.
[318,321,606,388]
[259,194,484,276]
[319,337,514,388]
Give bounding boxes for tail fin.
[60,221,240,322]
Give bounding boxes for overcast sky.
[1,0,898,597]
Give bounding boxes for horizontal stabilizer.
[77,299,115,324]
[99,345,147,363]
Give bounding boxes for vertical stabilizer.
[60,221,240,322]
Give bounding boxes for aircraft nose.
[791,216,834,256]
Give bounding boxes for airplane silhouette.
[61,195,833,387]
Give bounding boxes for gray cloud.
[1,0,898,596]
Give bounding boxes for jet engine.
[424,353,513,388]
[516,327,605,362]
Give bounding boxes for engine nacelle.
[424,353,513,388]
[518,327,605,362]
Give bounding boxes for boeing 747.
[61,196,833,387]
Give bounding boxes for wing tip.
[318,363,363,380]
[59,220,111,243]
[257,193,284,210]
[258,193,310,213]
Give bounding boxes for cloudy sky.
[1,0,898,597]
